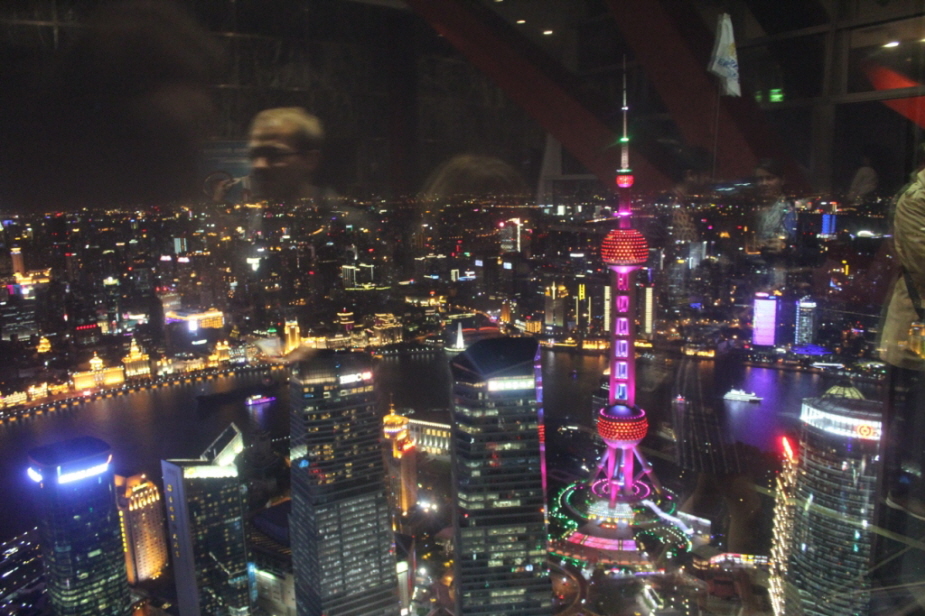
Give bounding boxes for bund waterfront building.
[769,385,882,616]
[27,436,131,616]
[450,337,552,616]
[115,474,169,585]
[162,424,251,616]
[289,351,400,616]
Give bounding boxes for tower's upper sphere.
[601,229,649,266]
[597,404,648,446]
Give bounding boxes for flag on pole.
[708,13,741,97]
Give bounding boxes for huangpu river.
[0,350,874,540]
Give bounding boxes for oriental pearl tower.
[591,65,661,510]
[549,67,710,573]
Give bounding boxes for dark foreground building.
[289,350,400,616]
[162,424,251,616]
[27,436,131,616]
[450,337,552,616]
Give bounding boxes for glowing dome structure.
[601,229,649,266]
[592,405,654,506]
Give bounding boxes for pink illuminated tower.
[590,65,660,508]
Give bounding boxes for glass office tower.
[770,385,882,616]
[450,337,552,616]
[162,424,251,616]
[27,436,131,616]
[289,350,400,616]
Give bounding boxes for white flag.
[708,13,741,97]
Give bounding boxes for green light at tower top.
[618,56,630,181]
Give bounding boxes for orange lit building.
[383,403,417,520]
[115,474,168,585]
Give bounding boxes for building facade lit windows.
[795,296,817,346]
[162,424,251,616]
[28,436,131,616]
[450,337,552,616]
[289,351,400,616]
[115,474,168,585]
[769,385,881,616]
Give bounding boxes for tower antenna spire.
[615,55,635,221]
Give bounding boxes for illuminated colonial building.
[336,309,354,332]
[28,436,131,616]
[382,403,417,520]
[72,352,125,390]
[115,474,168,585]
[369,313,403,347]
[211,340,232,365]
[162,424,251,616]
[122,339,151,379]
[289,351,400,616]
[450,337,552,616]
[406,419,451,460]
[769,385,881,616]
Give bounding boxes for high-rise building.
[162,424,251,616]
[284,319,301,354]
[769,385,882,616]
[643,283,655,338]
[115,474,168,585]
[10,246,24,276]
[753,293,778,347]
[544,283,567,329]
[795,296,817,346]
[289,351,400,616]
[27,436,131,616]
[382,402,418,520]
[450,337,551,616]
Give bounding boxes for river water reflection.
[0,350,875,540]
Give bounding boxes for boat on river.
[723,389,762,402]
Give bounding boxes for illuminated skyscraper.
[27,436,131,616]
[10,246,24,276]
[769,385,881,616]
[383,402,418,520]
[115,474,168,585]
[162,424,251,616]
[450,337,551,616]
[794,296,816,346]
[289,351,400,616]
[643,283,655,338]
[753,293,778,347]
[544,283,567,329]
[284,319,301,354]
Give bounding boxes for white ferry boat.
[723,389,762,403]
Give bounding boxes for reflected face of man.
[755,168,784,199]
[248,122,319,201]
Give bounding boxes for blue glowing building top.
[27,436,131,616]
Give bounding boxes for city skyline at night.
[4,0,925,614]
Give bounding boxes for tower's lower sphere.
[597,404,648,446]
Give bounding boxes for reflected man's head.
[754,158,784,199]
[248,107,324,201]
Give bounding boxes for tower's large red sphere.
[601,229,648,266]
[597,404,648,445]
